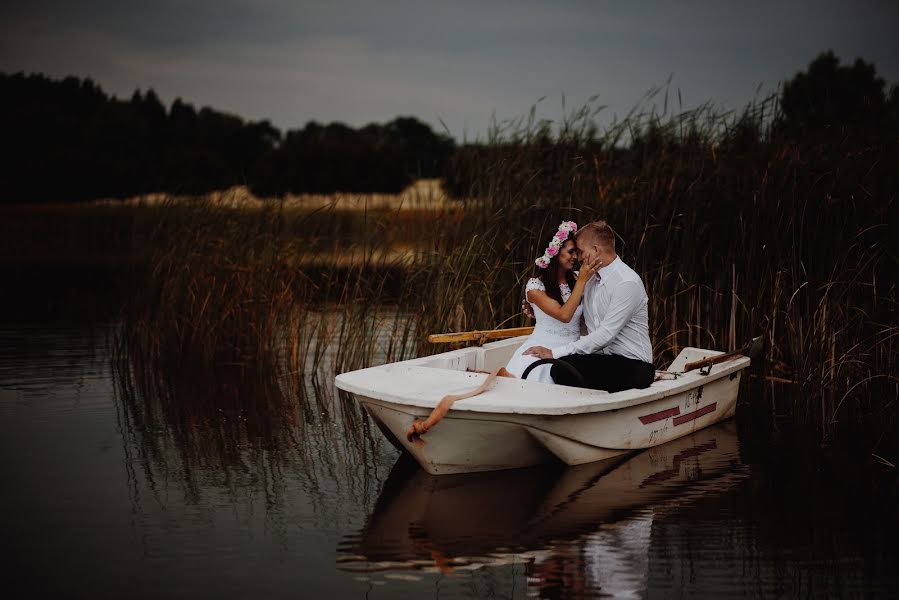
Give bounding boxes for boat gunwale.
[335,349,750,416]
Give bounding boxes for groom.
[524,220,655,392]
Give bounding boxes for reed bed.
[117,95,897,458]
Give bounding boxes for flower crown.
[535,221,578,268]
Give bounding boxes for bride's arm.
[526,257,602,323]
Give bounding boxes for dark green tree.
[777,51,899,142]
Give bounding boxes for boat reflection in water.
[339,420,747,597]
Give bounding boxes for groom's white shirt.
[551,257,653,363]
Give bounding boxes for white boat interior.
[336,336,748,416]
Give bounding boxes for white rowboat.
[335,337,750,475]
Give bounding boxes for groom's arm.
[551,281,644,358]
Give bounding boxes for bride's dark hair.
[531,226,577,305]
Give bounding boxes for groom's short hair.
[576,220,616,251]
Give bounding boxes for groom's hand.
[524,346,552,359]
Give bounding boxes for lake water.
[2,320,897,599]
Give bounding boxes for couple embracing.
[503,220,655,393]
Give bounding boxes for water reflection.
[109,324,393,508]
[0,323,107,399]
[3,320,898,598]
[340,421,746,597]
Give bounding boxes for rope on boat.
[405,359,586,447]
[405,368,503,447]
[520,358,586,387]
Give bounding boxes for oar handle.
[683,352,740,372]
[428,327,534,344]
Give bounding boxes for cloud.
[2,1,897,138]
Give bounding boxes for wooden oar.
[684,336,764,373]
[428,327,534,344]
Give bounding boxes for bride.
[504,221,601,383]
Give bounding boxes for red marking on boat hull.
[639,406,681,425]
[673,402,717,426]
[639,440,718,487]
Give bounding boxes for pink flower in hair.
[534,220,578,267]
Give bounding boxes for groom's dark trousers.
[551,354,654,392]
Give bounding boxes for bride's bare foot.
[496,367,516,378]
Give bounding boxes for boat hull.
[358,368,741,475]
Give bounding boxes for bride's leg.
[496,367,516,378]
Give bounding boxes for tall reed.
[119,95,897,456]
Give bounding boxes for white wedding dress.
[505,278,583,383]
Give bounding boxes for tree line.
[2,52,896,203]
[0,73,455,202]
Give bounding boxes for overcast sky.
[2,1,897,139]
